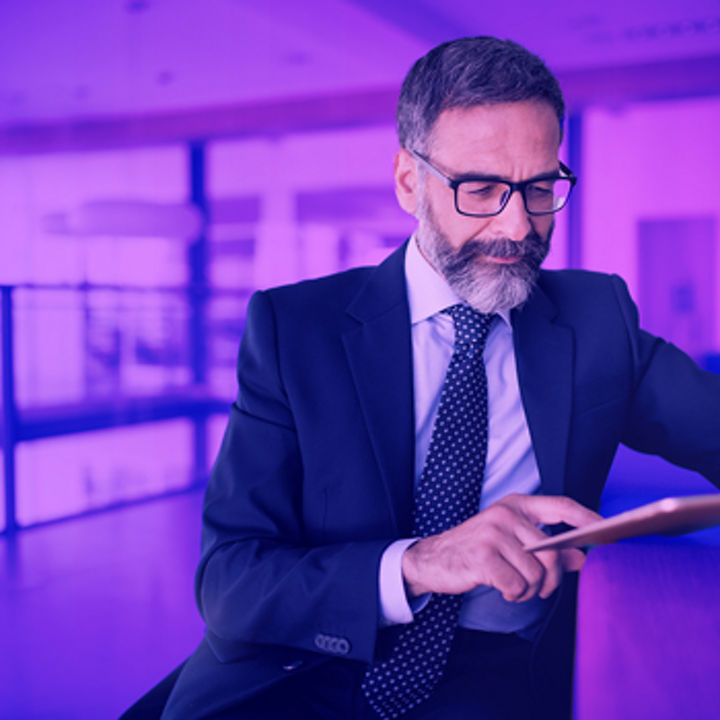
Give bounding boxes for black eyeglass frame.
[409,149,577,218]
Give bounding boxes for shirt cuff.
[378,538,430,625]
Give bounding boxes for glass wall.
[0,145,209,527]
[2,95,718,530]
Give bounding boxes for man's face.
[394,101,561,313]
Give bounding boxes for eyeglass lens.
[456,178,573,216]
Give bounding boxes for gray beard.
[416,200,551,315]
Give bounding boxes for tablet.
[524,494,720,552]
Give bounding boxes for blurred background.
[0,1,719,718]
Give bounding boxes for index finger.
[502,494,602,529]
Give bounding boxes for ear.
[393,148,419,216]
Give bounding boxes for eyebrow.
[452,167,563,184]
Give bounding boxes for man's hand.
[401,494,601,603]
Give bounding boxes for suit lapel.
[512,280,573,497]
[342,245,415,537]
[341,251,575,530]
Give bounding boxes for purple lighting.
[1,2,719,717]
[576,541,720,720]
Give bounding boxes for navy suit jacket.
[163,243,720,719]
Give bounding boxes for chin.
[414,206,550,314]
[452,264,538,315]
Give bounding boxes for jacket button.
[314,633,352,655]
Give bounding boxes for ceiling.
[1,0,720,125]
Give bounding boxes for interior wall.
[583,96,720,353]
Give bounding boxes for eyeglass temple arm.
[407,149,456,188]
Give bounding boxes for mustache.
[440,232,548,277]
[457,233,546,261]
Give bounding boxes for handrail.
[1,281,249,297]
[0,281,247,537]
[2,287,18,535]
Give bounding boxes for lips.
[484,255,522,264]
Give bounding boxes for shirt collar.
[404,235,511,327]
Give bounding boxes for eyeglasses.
[409,149,577,218]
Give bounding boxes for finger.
[477,503,560,602]
[559,547,587,572]
[503,494,602,529]
[486,552,533,603]
[493,537,549,602]
[512,523,563,599]
[459,518,541,602]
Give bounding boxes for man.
[162,37,720,719]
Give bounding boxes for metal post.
[1,287,18,535]
[188,142,209,484]
[566,112,583,270]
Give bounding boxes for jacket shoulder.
[256,242,408,324]
[538,267,625,293]
[252,267,376,333]
[266,266,374,305]
[536,268,633,315]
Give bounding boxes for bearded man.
[160,36,720,720]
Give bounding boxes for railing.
[4,280,717,537]
[0,282,251,536]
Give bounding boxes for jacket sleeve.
[612,275,720,485]
[195,290,390,664]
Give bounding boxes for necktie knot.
[443,304,494,355]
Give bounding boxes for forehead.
[428,101,561,174]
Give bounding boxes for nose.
[490,189,532,243]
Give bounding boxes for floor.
[0,490,205,720]
[1,446,718,720]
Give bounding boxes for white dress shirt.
[378,238,551,635]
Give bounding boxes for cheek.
[443,214,494,247]
[533,216,554,239]
[421,186,500,248]
[455,214,491,246]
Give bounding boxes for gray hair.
[397,36,565,152]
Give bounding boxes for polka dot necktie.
[362,304,495,720]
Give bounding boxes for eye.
[526,182,553,197]
[461,182,499,197]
